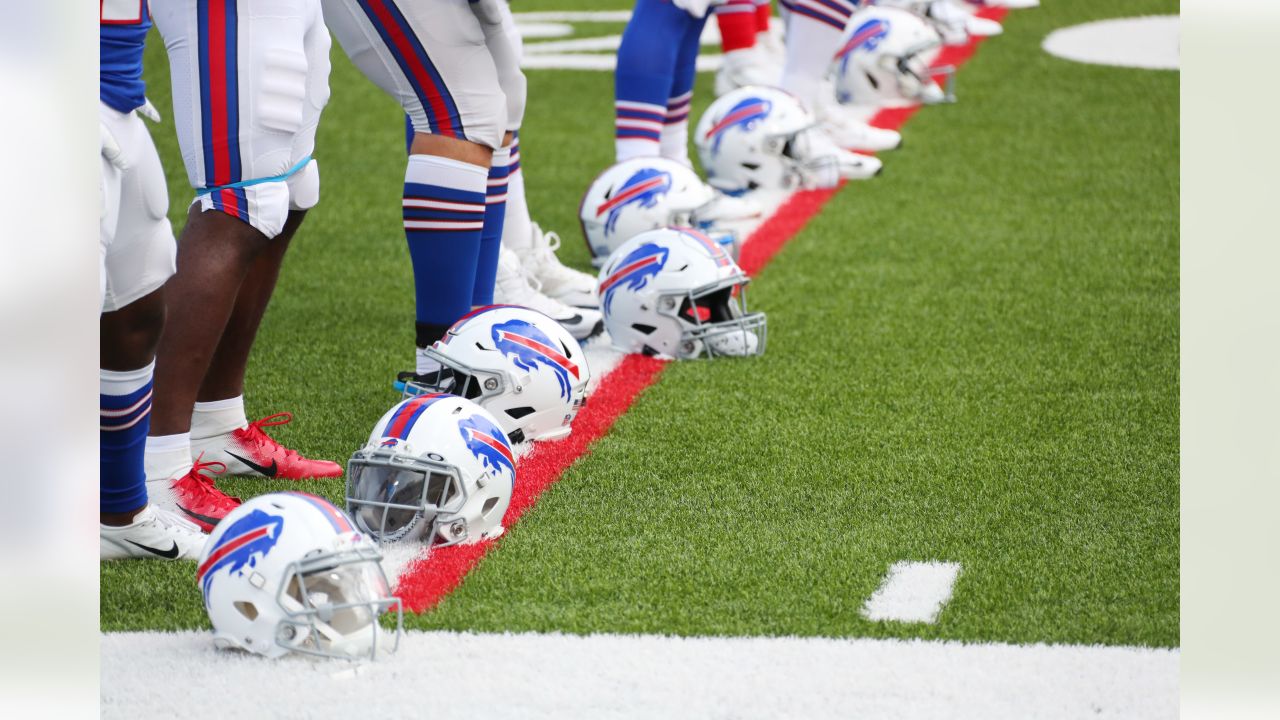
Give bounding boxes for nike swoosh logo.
[126,539,181,559]
[226,451,278,478]
[179,506,223,529]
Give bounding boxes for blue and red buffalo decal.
[596,168,673,236]
[197,509,285,604]
[836,18,891,71]
[459,413,516,485]
[599,242,670,313]
[704,97,772,154]
[492,319,580,400]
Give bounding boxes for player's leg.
[778,0,901,151]
[322,0,503,383]
[480,1,604,325]
[660,15,707,165]
[714,0,777,96]
[181,1,340,480]
[615,0,702,162]
[148,0,336,504]
[98,104,206,559]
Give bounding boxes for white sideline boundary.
[101,630,1179,719]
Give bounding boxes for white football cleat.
[696,192,762,224]
[512,222,599,309]
[813,88,903,152]
[714,47,779,97]
[494,245,603,341]
[101,503,207,560]
[807,130,884,180]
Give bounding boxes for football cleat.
[714,47,779,97]
[512,222,600,309]
[191,412,343,480]
[813,87,903,152]
[807,129,884,180]
[494,246,604,341]
[101,503,207,560]
[147,456,242,532]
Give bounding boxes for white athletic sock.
[500,138,534,252]
[780,7,851,110]
[416,347,443,376]
[191,395,248,440]
[660,91,693,165]
[145,432,192,483]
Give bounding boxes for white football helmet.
[347,394,516,545]
[598,227,766,359]
[197,492,402,661]
[833,7,953,108]
[404,305,589,444]
[695,86,842,195]
[875,0,1002,46]
[580,157,737,268]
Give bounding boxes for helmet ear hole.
[505,406,535,420]
[233,601,259,621]
[481,497,500,517]
[631,323,657,335]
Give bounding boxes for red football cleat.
[149,456,242,532]
[192,412,343,480]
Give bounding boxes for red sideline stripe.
[394,9,1007,613]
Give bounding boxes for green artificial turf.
[102,0,1179,648]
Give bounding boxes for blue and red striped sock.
[101,362,155,516]
[614,0,708,162]
[403,154,488,352]
[474,145,510,306]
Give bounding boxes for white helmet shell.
[408,305,590,443]
[695,86,834,195]
[347,394,516,545]
[579,157,717,267]
[197,492,402,660]
[833,7,950,109]
[598,227,767,360]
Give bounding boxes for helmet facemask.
[271,544,403,661]
[346,447,471,545]
[661,276,767,359]
[882,40,954,104]
[404,351,537,444]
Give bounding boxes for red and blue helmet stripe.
[382,393,449,440]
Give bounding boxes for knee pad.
[287,158,320,211]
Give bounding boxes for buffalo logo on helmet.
[599,241,670,313]
[837,18,891,70]
[705,97,773,154]
[596,168,673,236]
[458,413,516,484]
[491,319,580,401]
[197,509,285,604]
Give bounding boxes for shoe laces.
[243,412,305,461]
[177,454,237,506]
[529,225,593,287]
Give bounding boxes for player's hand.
[469,0,504,24]
[101,122,128,171]
[137,98,162,123]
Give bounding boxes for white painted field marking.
[101,630,1179,720]
[1043,15,1180,70]
[514,10,730,72]
[862,560,962,623]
